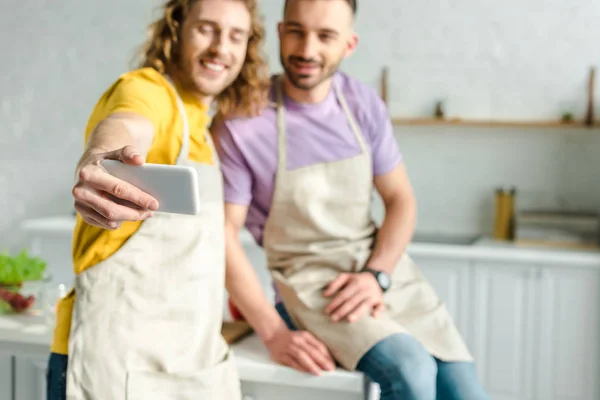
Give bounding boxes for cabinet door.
[241,381,363,400]
[471,262,537,400]
[14,355,48,400]
[0,355,12,400]
[409,256,471,344]
[535,266,600,400]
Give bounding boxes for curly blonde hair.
[133,0,270,117]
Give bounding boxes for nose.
[208,31,229,55]
[297,32,319,60]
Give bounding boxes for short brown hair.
[134,0,270,117]
[284,0,357,15]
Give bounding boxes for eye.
[197,23,215,35]
[287,29,303,36]
[230,31,248,45]
[319,33,336,43]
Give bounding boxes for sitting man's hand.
[263,326,336,376]
[323,272,385,323]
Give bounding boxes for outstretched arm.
[225,203,336,375]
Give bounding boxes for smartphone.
[101,160,200,215]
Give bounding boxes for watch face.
[377,273,391,290]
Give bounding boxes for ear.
[277,22,284,40]
[344,32,359,58]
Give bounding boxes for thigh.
[436,359,490,400]
[46,353,68,400]
[275,302,298,331]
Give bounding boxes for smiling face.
[279,0,358,92]
[175,0,251,100]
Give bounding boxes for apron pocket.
[126,351,239,400]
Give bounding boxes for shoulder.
[334,72,388,127]
[212,104,277,148]
[106,68,172,102]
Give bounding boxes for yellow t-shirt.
[51,67,214,355]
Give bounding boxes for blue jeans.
[46,352,68,400]
[276,302,490,400]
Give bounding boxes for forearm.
[367,195,416,275]
[83,114,154,158]
[225,231,287,342]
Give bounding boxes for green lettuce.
[0,250,47,284]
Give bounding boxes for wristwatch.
[361,267,391,293]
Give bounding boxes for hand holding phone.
[101,160,200,216]
[72,145,159,230]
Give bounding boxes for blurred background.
[1,1,600,399]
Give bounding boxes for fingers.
[280,355,308,374]
[78,164,158,211]
[104,145,145,166]
[274,331,336,376]
[74,201,122,230]
[303,332,331,359]
[72,184,154,225]
[345,298,374,323]
[323,273,351,297]
[297,332,336,371]
[290,346,323,376]
[325,282,359,316]
[330,291,368,322]
[371,302,385,318]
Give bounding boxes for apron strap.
[275,74,288,172]
[164,75,191,165]
[275,74,369,174]
[332,80,369,154]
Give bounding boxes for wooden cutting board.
[515,239,600,251]
[221,321,253,344]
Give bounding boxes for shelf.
[391,117,599,129]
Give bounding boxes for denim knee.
[357,334,437,400]
[385,350,437,398]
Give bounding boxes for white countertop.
[0,313,364,392]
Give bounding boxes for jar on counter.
[493,187,516,240]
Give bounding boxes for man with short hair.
[214,0,490,399]
[46,0,269,399]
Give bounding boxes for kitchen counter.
[0,313,370,398]
[12,216,600,399]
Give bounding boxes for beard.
[280,53,342,91]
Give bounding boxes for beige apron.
[66,77,241,400]
[263,75,473,371]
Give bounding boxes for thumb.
[105,145,144,166]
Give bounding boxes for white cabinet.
[535,266,600,400]
[471,262,538,400]
[410,256,472,346]
[0,355,12,400]
[14,355,48,400]
[411,254,600,400]
[241,381,364,400]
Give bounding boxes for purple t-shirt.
[213,72,403,246]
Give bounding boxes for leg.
[46,353,68,400]
[356,333,437,400]
[275,301,298,331]
[436,359,490,400]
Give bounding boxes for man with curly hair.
[46,0,270,399]
[214,0,490,399]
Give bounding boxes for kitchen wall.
[2,0,600,251]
